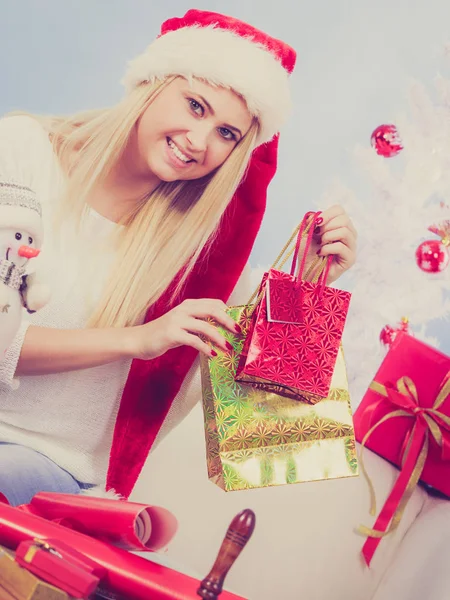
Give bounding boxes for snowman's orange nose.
[18,246,40,258]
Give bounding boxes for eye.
[28,236,33,245]
[218,127,237,142]
[188,98,204,116]
[15,232,22,241]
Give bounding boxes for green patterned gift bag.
[200,305,358,491]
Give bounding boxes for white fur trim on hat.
[80,486,125,500]
[0,182,43,246]
[122,26,292,145]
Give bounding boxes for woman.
[0,9,357,505]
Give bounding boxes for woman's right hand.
[128,298,241,360]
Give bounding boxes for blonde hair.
[36,77,259,328]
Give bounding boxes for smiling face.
[129,77,253,183]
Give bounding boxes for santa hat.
[122,9,296,145]
[0,181,43,247]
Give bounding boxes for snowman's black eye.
[28,237,33,245]
[15,232,22,241]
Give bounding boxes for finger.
[184,317,234,353]
[183,299,241,333]
[317,214,357,239]
[178,331,216,357]
[318,214,350,233]
[318,241,355,266]
[318,205,346,225]
[318,207,357,238]
[321,226,357,252]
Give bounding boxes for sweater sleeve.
[0,115,51,390]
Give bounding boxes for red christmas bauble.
[379,317,411,347]
[415,239,450,273]
[371,124,403,157]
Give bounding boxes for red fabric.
[107,137,281,498]
[160,10,296,74]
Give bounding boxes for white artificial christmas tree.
[319,58,450,407]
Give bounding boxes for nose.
[18,245,40,259]
[185,126,209,153]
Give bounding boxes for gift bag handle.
[244,212,326,316]
[290,211,332,294]
[246,222,302,308]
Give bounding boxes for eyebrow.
[197,94,243,139]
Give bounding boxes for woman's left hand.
[304,205,357,284]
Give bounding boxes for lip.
[165,137,195,169]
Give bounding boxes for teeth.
[168,139,191,163]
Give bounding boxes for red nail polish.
[316,249,322,255]
[314,226,321,234]
[225,341,233,351]
[211,349,218,357]
[316,217,324,225]
[235,323,242,333]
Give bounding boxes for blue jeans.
[0,442,93,506]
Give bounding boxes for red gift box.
[15,538,106,598]
[236,211,351,403]
[353,332,450,566]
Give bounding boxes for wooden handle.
[197,508,256,599]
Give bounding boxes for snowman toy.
[0,181,50,356]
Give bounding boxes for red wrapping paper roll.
[22,492,177,552]
[0,501,246,600]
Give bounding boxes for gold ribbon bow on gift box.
[358,372,450,565]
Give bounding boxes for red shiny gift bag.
[236,211,351,403]
[353,332,450,566]
[15,538,105,598]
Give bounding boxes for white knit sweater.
[0,116,250,488]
